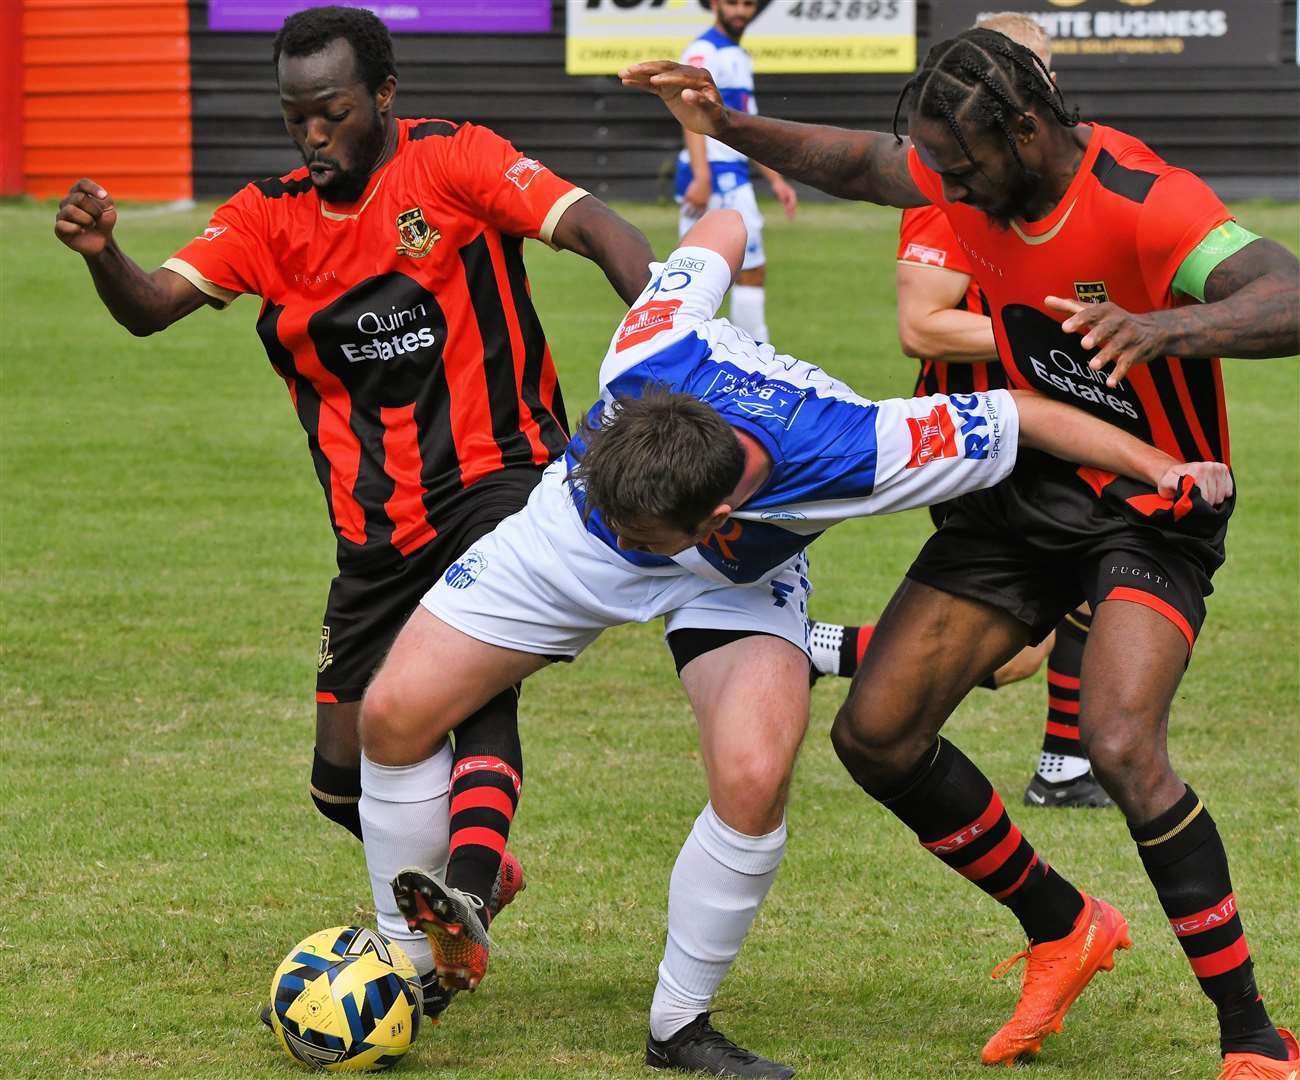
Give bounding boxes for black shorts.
[906,451,1233,655]
[316,468,543,703]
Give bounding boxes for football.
[268,926,423,1072]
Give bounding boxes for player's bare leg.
[1080,599,1292,1066]
[646,633,807,1079]
[358,608,550,992]
[831,579,1129,1065]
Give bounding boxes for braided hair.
[893,28,1078,174]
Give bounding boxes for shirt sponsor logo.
[948,392,993,460]
[505,156,544,191]
[395,207,440,258]
[667,256,706,272]
[445,551,488,589]
[1028,349,1138,420]
[616,298,682,352]
[199,225,227,242]
[341,303,439,363]
[1074,280,1109,304]
[903,242,947,267]
[905,403,958,468]
[686,54,707,66]
[704,368,809,431]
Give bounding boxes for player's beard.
[981,166,1042,230]
[308,107,387,203]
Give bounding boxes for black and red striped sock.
[881,739,1084,942]
[446,689,523,920]
[1131,786,1287,1060]
[1039,608,1089,768]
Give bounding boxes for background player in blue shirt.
[676,0,796,343]
[354,210,1228,1078]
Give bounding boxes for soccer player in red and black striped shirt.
[626,24,1300,1076]
[55,4,652,1013]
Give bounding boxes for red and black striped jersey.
[896,205,1010,398]
[166,118,586,567]
[908,124,1233,466]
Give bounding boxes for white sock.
[358,744,452,976]
[649,802,786,1041]
[808,621,845,677]
[729,284,768,341]
[1036,751,1091,783]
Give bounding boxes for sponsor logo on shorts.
[616,299,682,352]
[318,625,334,673]
[903,242,947,267]
[1074,280,1109,304]
[1109,564,1171,589]
[504,156,544,191]
[445,551,488,589]
[905,404,958,469]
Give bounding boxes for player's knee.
[711,755,790,835]
[830,691,915,773]
[359,676,436,764]
[1081,712,1170,798]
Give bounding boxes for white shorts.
[678,180,765,271]
[422,463,811,660]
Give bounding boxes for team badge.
[395,207,439,258]
[445,551,488,590]
[318,625,334,673]
[1074,280,1109,304]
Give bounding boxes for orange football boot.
[393,868,494,991]
[981,894,1132,1066]
[1218,1029,1300,1080]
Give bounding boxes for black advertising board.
[928,1,1281,66]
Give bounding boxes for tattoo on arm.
[1160,238,1300,359]
[720,113,925,207]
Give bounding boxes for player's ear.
[375,75,397,114]
[1015,111,1038,144]
[700,506,731,535]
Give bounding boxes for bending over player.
[356,209,1228,1078]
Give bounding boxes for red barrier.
[0,4,22,196]
[22,0,192,201]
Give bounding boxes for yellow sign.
[565,0,916,75]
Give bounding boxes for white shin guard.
[358,744,452,976]
[649,802,787,1041]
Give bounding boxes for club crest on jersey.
[318,625,334,673]
[395,207,439,258]
[1074,280,1109,304]
[445,551,488,590]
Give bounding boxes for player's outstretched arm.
[551,194,655,305]
[620,61,925,207]
[1046,235,1300,388]
[54,179,207,336]
[1010,390,1233,504]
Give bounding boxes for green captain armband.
[1171,220,1261,302]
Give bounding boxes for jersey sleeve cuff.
[538,187,590,249]
[161,258,239,307]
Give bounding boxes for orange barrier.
[0,4,22,195]
[22,0,192,201]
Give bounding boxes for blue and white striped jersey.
[564,244,1019,586]
[676,27,757,195]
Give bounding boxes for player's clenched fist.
[54,179,118,256]
[620,61,726,137]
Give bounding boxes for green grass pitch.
[1,198,1296,1079]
